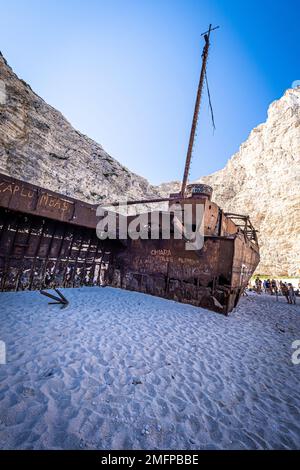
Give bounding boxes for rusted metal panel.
[0,174,97,229]
[107,236,238,314]
[231,233,260,289]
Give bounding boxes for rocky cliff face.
[0,52,160,203]
[200,88,300,276]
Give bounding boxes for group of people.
[253,277,298,304]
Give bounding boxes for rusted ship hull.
[109,234,259,314]
[0,174,116,292]
[0,174,259,315]
[107,187,260,314]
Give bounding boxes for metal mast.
[180,24,218,196]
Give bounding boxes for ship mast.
[180,24,219,197]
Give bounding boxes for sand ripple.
[0,288,300,449]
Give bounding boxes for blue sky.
[0,0,299,184]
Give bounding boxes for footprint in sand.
[21,386,35,398]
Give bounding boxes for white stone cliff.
[0,52,160,204]
[201,88,300,276]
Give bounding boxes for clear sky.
[0,0,299,184]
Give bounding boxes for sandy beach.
[0,287,299,450]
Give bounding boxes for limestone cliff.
[201,88,300,276]
[0,52,160,203]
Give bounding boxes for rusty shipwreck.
[0,25,260,314]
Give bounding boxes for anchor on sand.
[40,288,69,309]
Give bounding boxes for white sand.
[0,287,300,450]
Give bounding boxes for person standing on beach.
[272,279,279,300]
[271,279,277,295]
[263,279,267,293]
[288,283,296,305]
[281,283,290,303]
[255,276,261,293]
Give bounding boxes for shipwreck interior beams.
[0,207,115,292]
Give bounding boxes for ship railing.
[224,213,259,246]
